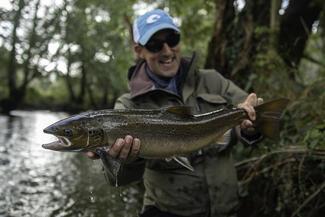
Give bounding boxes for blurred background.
[0,0,324,216]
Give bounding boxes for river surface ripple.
[0,110,141,217]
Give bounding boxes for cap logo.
[146,14,160,24]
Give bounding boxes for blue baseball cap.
[133,9,180,45]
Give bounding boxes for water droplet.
[89,190,96,203]
[115,177,118,187]
[89,195,96,203]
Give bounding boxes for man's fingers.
[241,120,253,129]
[91,135,141,163]
[119,135,133,160]
[129,138,141,160]
[246,93,257,106]
[247,105,256,121]
[239,104,255,121]
[85,135,140,163]
[238,93,259,121]
[257,97,264,105]
[85,151,100,159]
[109,138,125,158]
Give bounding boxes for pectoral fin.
[95,148,121,187]
[172,156,194,171]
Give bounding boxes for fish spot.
[89,128,104,137]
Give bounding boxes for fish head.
[42,113,104,152]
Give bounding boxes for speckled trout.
[43,98,289,178]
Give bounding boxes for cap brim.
[138,23,180,45]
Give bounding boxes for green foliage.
[242,21,325,151]
[304,123,325,149]
[236,20,325,216]
[25,77,70,107]
[0,0,216,108]
[299,32,325,85]
[287,79,325,147]
[237,148,325,217]
[169,0,215,62]
[35,0,136,108]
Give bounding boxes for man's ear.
[134,44,144,59]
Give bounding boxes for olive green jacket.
[112,53,258,216]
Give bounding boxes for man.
[87,9,263,217]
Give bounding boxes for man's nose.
[161,43,173,54]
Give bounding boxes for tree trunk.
[204,0,235,78]
[65,48,76,102]
[2,0,44,112]
[87,84,97,109]
[205,0,322,87]
[269,0,281,48]
[101,84,109,107]
[278,0,322,69]
[205,0,271,86]
[77,59,87,105]
[1,0,25,112]
[21,0,41,94]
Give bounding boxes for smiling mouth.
[159,57,175,64]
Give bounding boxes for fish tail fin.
[254,98,290,139]
[95,148,121,187]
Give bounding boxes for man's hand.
[85,135,141,163]
[237,93,263,130]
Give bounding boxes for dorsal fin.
[164,106,193,118]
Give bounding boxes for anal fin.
[215,129,232,145]
[172,156,194,171]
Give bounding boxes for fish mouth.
[42,135,72,151]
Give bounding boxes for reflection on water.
[0,111,142,217]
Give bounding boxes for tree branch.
[291,181,325,217]
[302,54,325,68]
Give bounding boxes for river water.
[0,110,142,217]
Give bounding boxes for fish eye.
[64,129,73,137]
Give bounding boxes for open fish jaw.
[42,135,72,150]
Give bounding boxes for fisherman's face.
[135,29,181,78]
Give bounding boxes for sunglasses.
[143,32,181,53]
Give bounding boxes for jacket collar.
[128,53,198,101]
